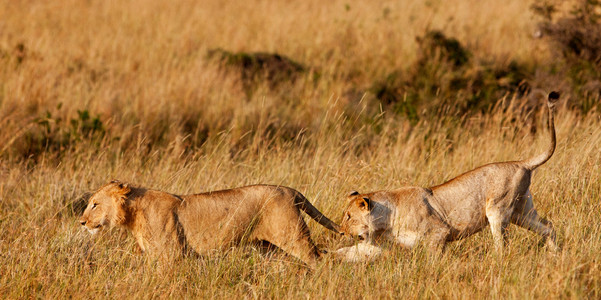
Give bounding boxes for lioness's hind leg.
[513,214,558,251]
[486,206,511,252]
[511,193,559,251]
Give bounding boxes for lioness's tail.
[294,192,341,234]
[521,91,560,170]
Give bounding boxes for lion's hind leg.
[268,227,321,268]
[254,215,321,268]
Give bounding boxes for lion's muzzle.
[79,218,103,235]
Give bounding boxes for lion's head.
[79,180,131,235]
[339,191,373,241]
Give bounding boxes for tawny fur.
[80,182,340,267]
[337,92,561,260]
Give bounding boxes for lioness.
[338,92,561,258]
[80,181,340,267]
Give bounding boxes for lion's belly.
[177,205,260,252]
[190,224,249,248]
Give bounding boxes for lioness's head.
[340,191,373,241]
[79,180,131,235]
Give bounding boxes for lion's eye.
[92,203,98,209]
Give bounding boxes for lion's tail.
[521,91,560,170]
[294,192,341,234]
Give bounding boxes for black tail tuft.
[548,91,560,109]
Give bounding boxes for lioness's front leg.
[425,226,451,254]
[335,242,383,262]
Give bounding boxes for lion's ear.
[112,182,131,205]
[117,182,130,195]
[348,191,360,196]
[358,197,373,211]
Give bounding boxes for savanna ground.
[1,0,601,298]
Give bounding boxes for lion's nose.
[80,220,86,226]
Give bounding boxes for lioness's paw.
[335,243,382,262]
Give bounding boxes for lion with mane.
[80,181,340,267]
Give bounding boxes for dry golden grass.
[1,0,600,298]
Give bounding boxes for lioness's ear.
[348,191,360,196]
[358,197,373,211]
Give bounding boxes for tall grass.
[1,0,600,298]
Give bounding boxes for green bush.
[21,104,105,158]
[369,30,531,121]
[533,0,601,112]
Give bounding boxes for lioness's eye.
[92,203,98,209]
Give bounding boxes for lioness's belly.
[435,198,488,240]
[430,186,488,240]
[446,209,488,240]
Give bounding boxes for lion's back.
[175,184,301,251]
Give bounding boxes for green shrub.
[533,0,601,112]
[20,104,105,159]
[369,30,531,121]
[207,48,307,95]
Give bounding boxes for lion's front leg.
[136,212,186,262]
[134,233,150,254]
